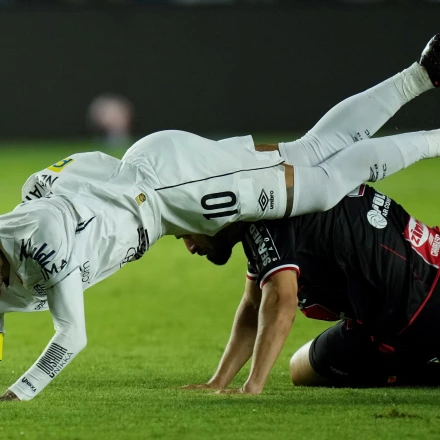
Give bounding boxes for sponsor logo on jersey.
[258,190,269,211]
[20,239,68,281]
[47,158,74,173]
[369,163,387,183]
[21,377,37,393]
[33,284,47,296]
[432,234,440,258]
[80,261,91,283]
[34,300,47,311]
[249,224,275,267]
[406,217,429,248]
[404,217,440,267]
[330,366,349,376]
[75,217,96,234]
[135,193,147,206]
[369,165,379,183]
[367,192,391,229]
[23,174,59,202]
[120,227,149,267]
[36,343,73,379]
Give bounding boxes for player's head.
[177,223,242,266]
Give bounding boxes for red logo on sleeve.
[404,217,440,267]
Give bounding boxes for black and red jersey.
[243,185,440,339]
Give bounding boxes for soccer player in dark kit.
[179,183,440,393]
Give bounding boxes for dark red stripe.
[380,244,407,261]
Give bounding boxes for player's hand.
[215,385,261,395]
[215,388,245,395]
[0,390,19,401]
[180,382,222,391]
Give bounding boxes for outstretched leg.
[291,129,440,216]
[279,35,440,167]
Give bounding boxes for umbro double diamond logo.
[258,189,269,211]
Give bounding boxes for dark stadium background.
[1,0,440,140]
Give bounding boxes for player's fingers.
[180,384,212,390]
[214,388,241,395]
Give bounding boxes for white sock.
[393,62,433,104]
[291,131,434,216]
[279,63,434,168]
[423,129,440,157]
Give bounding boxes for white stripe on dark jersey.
[260,264,300,289]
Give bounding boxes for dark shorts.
[309,318,440,387]
[308,277,440,387]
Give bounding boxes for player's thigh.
[307,320,389,387]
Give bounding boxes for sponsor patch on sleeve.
[404,216,440,268]
[47,158,74,173]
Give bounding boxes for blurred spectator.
[88,94,134,148]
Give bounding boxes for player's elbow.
[268,285,298,315]
[263,272,298,312]
[278,288,298,310]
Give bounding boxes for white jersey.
[1,130,288,400]
[2,131,286,311]
[0,152,162,312]
[122,130,287,236]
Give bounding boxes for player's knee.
[290,343,310,385]
[290,340,328,387]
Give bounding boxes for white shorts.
[122,130,287,235]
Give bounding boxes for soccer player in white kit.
[0,35,440,401]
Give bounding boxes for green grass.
[0,141,440,440]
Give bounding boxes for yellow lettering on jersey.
[0,333,4,361]
[136,193,147,206]
[48,158,74,173]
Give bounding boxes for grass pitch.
[0,141,440,440]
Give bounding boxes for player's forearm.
[209,297,258,388]
[8,272,86,401]
[244,293,296,394]
[8,327,86,401]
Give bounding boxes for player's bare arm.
[218,270,298,395]
[181,278,261,390]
